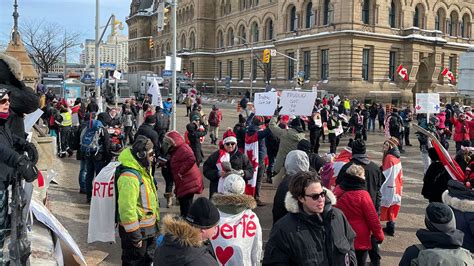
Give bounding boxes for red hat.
[222,128,237,144]
[281,115,290,124]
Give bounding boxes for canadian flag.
[441,67,456,84]
[397,65,409,81]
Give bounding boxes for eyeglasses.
[304,191,327,201]
[224,142,236,146]
[0,98,10,105]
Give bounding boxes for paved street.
[48,103,432,265]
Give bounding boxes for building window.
[252,22,259,42]
[305,2,314,29]
[228,60,233,79]
[228,28,235,46]
[190,61,195,74]
[218,61,222,80]
[323,0,332,25]
[287,52,295,80]
[189,32,196,49]
[413,4,425,29]
[217,31,224,48]
[362,0,370,24]
[362,49,370,81]
[265,19,274,40]
[389,1,396,28]
[303,51,311,80]
[238,25,246,44]
[252,58,257,80]
[462,14,470,38]
[239,59,244,80]
[450,11,459,36]
[290,6,297,31]
[389,51,396,81]
[321,49,329,80]
[449,56,455,72]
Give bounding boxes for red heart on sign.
[216,246,234,265]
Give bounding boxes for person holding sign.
[327,108,342,154]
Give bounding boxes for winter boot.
[164,193,173,208]
[210,134,215,144]
[383,221,395,236]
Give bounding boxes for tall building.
[80,33,129,72]
[127,0,474,104]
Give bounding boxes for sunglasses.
[0,98,10,104]
[305,191,327,201]
[224,142,236,146]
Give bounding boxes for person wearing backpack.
[386,108,405,153]
[208,105,222,145]
[116,136,159,265]
[81,117,111,203]
[399,202,473,266]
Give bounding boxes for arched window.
[238,25,246,44]
[180,34,186,50]
[435,9,446,32]
[305,2,314,28]
[251,22,259,42]
[217,30,224,48]
[389,1,396,28]
[227,28,235,46]
[220,0,225,16]
[362,0,370,24]
[265,19,274,40]
[226,0,231,14]
[189,32,196,49]
[161,44,165,56]
[289,6,297,31]
[462,14,471,38]
[166,43,171,55]
[450,11,459,36]
[323,0,332,25]
[413,4,425,29]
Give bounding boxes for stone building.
[127,0,474,104]
[80,33,129,73]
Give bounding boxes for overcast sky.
[0,0,131,61]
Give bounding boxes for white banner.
[254,92,277,116]
[165,56,182,71]
[415,93,440,114]
[149,78,163,108]
[279,91,317,116]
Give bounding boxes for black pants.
[310,129,321,154]
[404,127,411,145]
[368,235,381,266]
[119,226,155,266]
[178,193,194,217]
[255,160,265,199]
[378,119,385,130]
[362,127,367,141]
[186,106,192,116]
[328,133,339,154]
[59,126,72,153]
[162,166,174,193]
[355,250,368,266]
[124,126,134,145]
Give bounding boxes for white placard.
[415,93,440,114]
[113,70,122,80]
[279,91,317,116]
[23,108,44,133]
[165,56,182,71]
[254,92,277,116]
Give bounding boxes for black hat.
[144,115,157,124]
[0,87,10,99]
[297,139,311,153]
[425,202,456,233]
[289,117,303,133]
[352,139,366,155]
[185,197,220,229]
[132,135,154,156]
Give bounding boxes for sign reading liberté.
[415,93,441,114]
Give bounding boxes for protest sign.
[279,91,317,116]
[254,92,277,116]
[415,93,440,114]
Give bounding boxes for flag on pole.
[148,78,163,108]
[397,65,409,81]
[441,67,456,84]
[244,133,259,196]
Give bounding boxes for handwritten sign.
[415,93,440,114]
[254,92,277,116]
[279,91,317,116]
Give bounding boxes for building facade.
[80,33,129,72]
[127,0,474,104]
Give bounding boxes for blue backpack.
[80,125,103,156]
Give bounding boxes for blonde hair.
[346,164,365,180]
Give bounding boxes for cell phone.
[157,156,167,162]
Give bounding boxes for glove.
[274,106,283,116]
[24,142,39,164]
[17,155,38,183]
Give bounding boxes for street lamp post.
[95,0,102,112]
[171,0,177,131]
[234,36,253,99]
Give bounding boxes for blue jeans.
[85,157,107,201]
[79,160,87,192]
[368,118,376,131]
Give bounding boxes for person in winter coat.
[154,198,220,266]
[308,110,323,153]
[208,105,223,145]
[162,97,173,117]
[272,150,310,224]
[98,108,121,127]
[203,129,254,199]
[263,171,356,265]
[399,202,473,266]
[116,136,159,265]
[297,139,325,172]
[380,137,404,236]
[442,178,474,253]
[184,95,193,116]
[421,148,451,203]
[211,174,262,266]
[58,104,73,157]
[136,115,160,176]
[154,106,170,143]
[186,114,208,166]
[233,114,247,153]
[162,131,204,216]
[386,107,405,152]
[400,108,413,146]
[327,109,342,153]
[334,165,384,265]
[265,118,283,183]
[269,109,305,174]
[451,113,471,152]
[377,104,385,131]
[121,106,134,145]
[86,98,99,113]
[368,103,378,132]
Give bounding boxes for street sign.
[165,56,182,71]
[415,93,440,114]
[162,70,172,78]
[100,63,116,70]
[270,49,277,56]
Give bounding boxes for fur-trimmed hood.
[442,190,474,213]
[284,188,337,214]
[160,214,203,248]
[212,193,257,214]
[0,53,23,83]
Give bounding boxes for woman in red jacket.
[334,164,384,266]
[451,113,470,152]
[162,130,204,216]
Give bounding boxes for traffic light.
[111,14,124,36]
[263,49,271,64]
[158,2,171,32]
[149,37,155,50]
[297,76,304,86]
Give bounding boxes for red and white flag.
[441,67,456,84]
[431,138,465,182]
[397,65,409,81]
[244,134,259,196]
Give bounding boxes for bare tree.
[21,20,81,73]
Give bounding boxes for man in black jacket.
[97,108,121,127]
[154,106,170,143]
[186,114,208,166]
[336,139,385,266]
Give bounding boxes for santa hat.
[222,128,237,144]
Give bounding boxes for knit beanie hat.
[297,139,311,153]
[0,88,10,99]
[222,128,237,144]
[352,139,366,155]
[222,174,246,195]
[425,202,456,233]
[185,197,220,229]
[132,135,154,156]
[191,114,200,122]
[145,115,157,124]
[385,137,399,148]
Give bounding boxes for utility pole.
[171,0,177,131]
[63,30,67,99]
[95,0,102,112]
